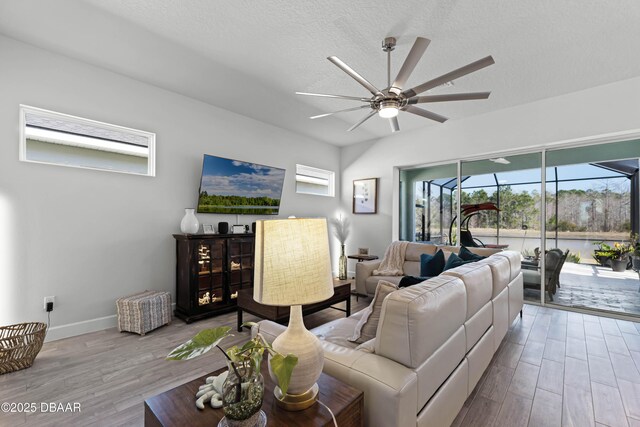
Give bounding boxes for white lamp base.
[269,305,323,411]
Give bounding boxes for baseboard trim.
[45,315,117,342]
[45,303,178,342]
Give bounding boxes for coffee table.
[144,357,364,426]
[236,278,352,332]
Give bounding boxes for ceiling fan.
[297,36,495,132]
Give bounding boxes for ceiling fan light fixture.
[297,36,494,133]
[378,100,399,118]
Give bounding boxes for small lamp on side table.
[253,218,334,411]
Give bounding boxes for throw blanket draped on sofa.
[373,241,409,276]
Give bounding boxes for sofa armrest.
[356,260,382,295]
[321,341,418,427]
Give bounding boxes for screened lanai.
[399,139,640,317]
[409,160,639,250]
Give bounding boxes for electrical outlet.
[44,296,55,311]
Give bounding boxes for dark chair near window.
[522,249,568,301]
[460,230,484,247]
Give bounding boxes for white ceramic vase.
[180,208,199,234]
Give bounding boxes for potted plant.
[608,241,633,272]
[631,233,640,271]
[592,241,612,267]
[167,325,297,426]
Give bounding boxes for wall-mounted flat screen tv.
[197,154,286,215]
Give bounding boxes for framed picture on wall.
[353,178,378,214]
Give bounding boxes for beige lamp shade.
[253,218,334,306]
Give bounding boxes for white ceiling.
[2,0,640,146]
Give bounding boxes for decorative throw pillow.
[399,275,432,288]
[349,280,397,344]
[420,250,445,276]
[459,246,487,261]
[444,252,476,271]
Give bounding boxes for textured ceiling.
[2,0,640,146]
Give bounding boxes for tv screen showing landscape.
[196,154,286,215]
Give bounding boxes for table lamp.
[253,218,334,411]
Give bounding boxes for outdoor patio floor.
[524,262,640,316]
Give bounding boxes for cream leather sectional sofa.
[257,247,523,427]
[355,243,502,297]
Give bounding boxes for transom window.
[19,105,155,176]
[295,164,335,197]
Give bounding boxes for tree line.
[417,180,631,233]
[198,192,280,208]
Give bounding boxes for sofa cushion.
[459,246,487,261]
[350,280,397,343]
[442,263,493,321]
[365,275,402,295]
[403,260,421,276]
[312,316,362,349]
[476,255,511,298]
[494,251,522,281]
[375,275,467,368]
[402,243,440,276]
[414,326,466,411]
[420,250,446,276]
[404,242,438,261]
[443,253,476,271]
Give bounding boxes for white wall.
[341,76,640,260]
[0,36,342,340]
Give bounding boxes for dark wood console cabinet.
[173,233,254,323]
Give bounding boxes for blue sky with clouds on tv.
[199,155,285,198]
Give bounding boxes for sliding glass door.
[398,138,640,317]
[544,140,640,315]
[461,153,543,303]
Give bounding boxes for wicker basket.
[0,322,47,375]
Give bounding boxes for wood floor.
[0,298,367,427]
[454,304,640,427]
[2,299,639,426]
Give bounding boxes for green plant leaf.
[251,347,264,373]
[226,345,241,362]
[240,339,258,352]
[270,353,298,396]
[166,326,231,360]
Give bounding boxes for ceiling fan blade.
[347,110,377,132]
[389,116,400,132]
[328,56,383,96]
[407,91,491,104]
[389,37,431,95]
[310,105,370,119]
[295,92,370,102]
[403,105,448,123]
[402,56,495,98]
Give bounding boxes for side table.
[144,358,364,426]
[347,254,379,262]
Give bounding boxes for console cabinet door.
[227,237,254,302]
[174,233,255,323]
[193,239,226,311]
